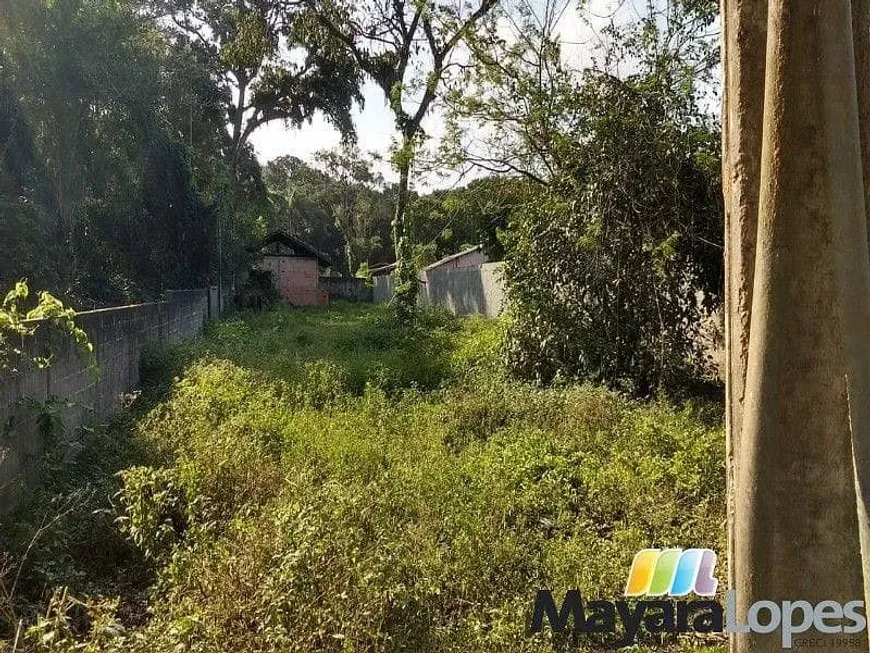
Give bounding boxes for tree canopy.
[444,0,723,393]
[307,0,501,319]
[150,0,363,155]
[1,0,725,396]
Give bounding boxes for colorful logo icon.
[625,548,718,597]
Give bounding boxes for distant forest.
[1,0,723,392]
[0,0,518,309]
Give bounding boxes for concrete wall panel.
[0,290,209,516]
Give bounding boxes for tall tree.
[0,67,60,292]
[263,155,352,270]
[438,0,722,393]
[307,0,499,319]
[314,145,391,274]
[0,0,267,306]
[263,153,394,274]
[150,0,362,159]
[440,0,574,184]
[149,0,363,302]
[442,0,719,186]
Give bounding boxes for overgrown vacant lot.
[2,303,725,652]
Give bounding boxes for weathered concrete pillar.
[850,0,870,616]
[724,0,870,650]
[721,0,767,625]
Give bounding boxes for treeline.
[263,153,524,276]
[0,0,262,307]
[1,0,726,395]
[0,0,511,306]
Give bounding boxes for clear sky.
[249,81,397,175]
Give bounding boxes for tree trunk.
[391,135,417,321]
[721,0,766,643]
[851,2,870,612]
[232,73,248,158]
[724,1,870,650]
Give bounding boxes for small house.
[251,231,333,306]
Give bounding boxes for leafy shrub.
[0,281,93,373]
[21,587,123,653]
[3,305,725,652]
[111,308,724,651]
[502,73,723,396]
[115,361,722,651]
[115,467,189,562]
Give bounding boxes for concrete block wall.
[208,286,221,320]
[0,289,210,517]
[372,275,396,304]
[318,277,373,303]
[420,263,505,319]
[372,262,506,319]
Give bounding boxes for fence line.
[372,262,506,319]
[0,288,216,516]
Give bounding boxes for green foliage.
[407,176,529,262]
[120,308,723,651]
[263,151,395,275]
[262,155,516,284]
[115,466,190,562]
[140,302,460,396]
[157,0,363,152]
[502,71,723,395]
[0,73,62,296]
[307,0,501,321]
[445,0,719,186]
[355,261,375,283]
[0,0,274,306]
[0,410,149,649]
[316,145,393,274]
[445,0,724,395]
[20,587,123,653]
[2,305,724,652]
[0,281,92,373]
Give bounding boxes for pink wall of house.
[258,256,326,307]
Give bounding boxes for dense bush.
[2,305,724,652]
[503,73,723,396]
[0,0,270,307]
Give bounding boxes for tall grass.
[1,302,725,652]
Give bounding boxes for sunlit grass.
[3,303,725,652]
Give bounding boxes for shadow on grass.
[137,301,463,411]
[0,303,468,641]
[0,408,156,639]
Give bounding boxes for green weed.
[1,303,725,652]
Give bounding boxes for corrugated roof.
[423,244,484,272]
[251,230,334,268]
